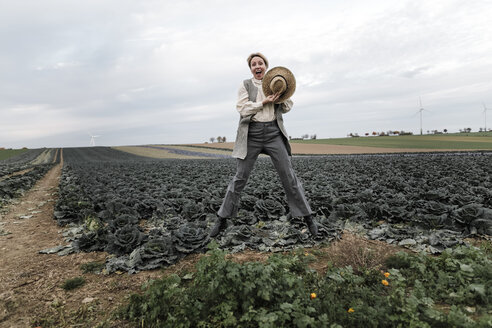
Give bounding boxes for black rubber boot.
[210,216,228,237]
[304,215,318,237]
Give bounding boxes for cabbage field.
[2,146,492,326]
[52,147,492,273]
[0,148,60,210]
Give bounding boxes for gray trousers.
[218,120,312,218]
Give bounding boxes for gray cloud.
[1,0,491,148]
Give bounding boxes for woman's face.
[250,56,267,80]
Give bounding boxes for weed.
[108,280,120,291]
[479,240,492,256]
[61,277,86,291]
[384,251,413,269]
[80,261,105,274]
[32,300,112,328]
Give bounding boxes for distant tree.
[210,137,215,143]
[365,133,369,136]
[222,136,226,143]
[372,131,378,136]
[302,134,309,139]
[310,134,317,139]
[444,129,448,133]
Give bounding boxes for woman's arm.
[236,83,262,118]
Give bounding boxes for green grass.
[292,132,492,150]
[0,148,28,161]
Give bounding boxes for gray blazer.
[231,79,292,159]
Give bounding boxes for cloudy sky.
[1,0,491,148]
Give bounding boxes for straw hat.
[262,66,296,103]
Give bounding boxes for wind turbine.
[88,133,100,146]
[416,97,430,135]
[483,103,491,132]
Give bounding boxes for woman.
[210,52,318,237]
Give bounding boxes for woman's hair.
[247,52,269,69]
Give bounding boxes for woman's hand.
[262,92,280,105]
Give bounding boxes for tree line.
[209,136,227,143]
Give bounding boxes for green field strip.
[292,135,492,149]
[0,149,29,161]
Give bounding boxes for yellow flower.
[382,279,389,286]
[384,272,390,278]
[348,308,355,313]
[304,252,309,256]
[310,293,317,299]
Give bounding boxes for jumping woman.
[210,52,318,237]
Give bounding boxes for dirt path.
[0,154,162,327]
[31,149,56,165]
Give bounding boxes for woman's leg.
[262,125,312,217]
[217,125,264,218]
[217,153,259,218]
[263,126,318,235]
[211,126,264,237]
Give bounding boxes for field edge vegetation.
[116,240,492,328]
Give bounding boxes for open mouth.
[255,69,263,76]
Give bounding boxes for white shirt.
[236,78,293,122]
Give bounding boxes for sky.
[1,0,492,148]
